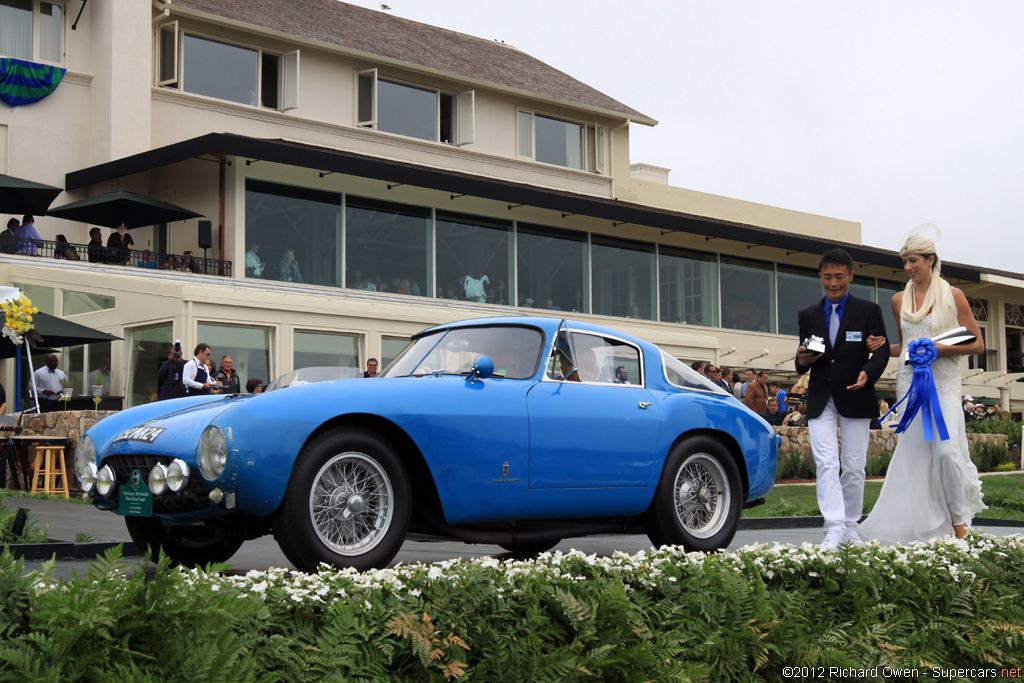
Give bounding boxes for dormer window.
[0,0,65,65]
[356,68,474,146]
[517,110,604,173]
[157,25,298,110]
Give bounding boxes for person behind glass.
[204,356,221,392]
[157,344,185,400]
[0,218,17,254]
[14,214,42,256]
[246,378,263,393]
[137,249,157,269]
[182,343,216,395]
[280,249,303,283]
[32,353,69,412]
[363,358,379,378]
[245,242,265,278]
[106,223,133,264]
[796,247,889,550]
[87,227,111,263]
[215,355,241,394]
[613,365,631,384]
[759,398,787,426]
[462,273,489,302]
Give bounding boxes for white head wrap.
[898,223,958,334]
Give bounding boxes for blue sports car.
[77,317,778,572]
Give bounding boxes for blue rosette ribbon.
[879,338,949,441]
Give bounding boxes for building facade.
[2,0,1023,410]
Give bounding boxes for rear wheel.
[125,516,244,568]
[644,436,742,552]
[272,427,410,572]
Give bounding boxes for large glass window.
[591,235,655,320]
[659,247,718,326]
[516,224,588,312]
[378,79,437,142]
[197,323,271,389]
[346,196,432,297]
[775,265,820,336]
[294,330,360,372]
[356,70,473,145]
[0,0,63,64]
[721,256,775,333]
[63,291,115,316]
[381,336,409,369]
[182,34,258,105]
[436,211,512,305]
[12,282,53,315]
[127,323,172,407]
[62,342,112,396]
[517,111,591,170]
[245,180,342,288]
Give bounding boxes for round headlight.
[77,462,98,493]
[96,465,117,497]
[167,459,191,492]
[149,463,168,495]
[75,436,96,474]
[198,425,227,481]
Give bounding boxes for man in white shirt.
[182,343,216,395]
[462,273,489,302]
[245,243,265,278]
[32,353,68,412]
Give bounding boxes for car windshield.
[384,325,544,379]
[661,352,728,394]
[265,366,362,391]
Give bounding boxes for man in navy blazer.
[796,248,889,550]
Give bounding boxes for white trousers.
[808,397,871,532]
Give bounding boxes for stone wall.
[776,426,1008,458]
[14,410,120,453]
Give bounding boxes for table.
[59,396,124,411]
[0,435,71,492]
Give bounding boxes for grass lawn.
[745,471,1024,521]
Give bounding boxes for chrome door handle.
[638,401,652,409]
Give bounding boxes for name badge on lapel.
[846,331,863,342]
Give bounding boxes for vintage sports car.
[77,317,778,572]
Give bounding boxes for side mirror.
[469,355,494,382]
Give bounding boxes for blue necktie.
[829,303,840,346]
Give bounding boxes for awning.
[0,172,63,215]
[65,132,985,282]
[47,188,203,229]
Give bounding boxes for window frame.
[156,25,299,111]
[0,0,66,65]
[354,68,474,146]
[516,108,604,173]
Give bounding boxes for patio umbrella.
[46,189,203,229]
[0,311,121,359]
[0,173,63,215]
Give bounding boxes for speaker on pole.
[198,220,212,267]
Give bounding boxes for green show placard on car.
[118,469,153,517]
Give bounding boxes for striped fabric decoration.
[0,57,66,107]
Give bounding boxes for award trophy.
[801,334,826,354]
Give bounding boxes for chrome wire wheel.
[309,451,394,556]
[673,452,730,539]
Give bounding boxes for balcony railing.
[1,237,233,277]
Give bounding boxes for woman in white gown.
[859,229,986,543]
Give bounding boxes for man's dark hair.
[193,343,210,356]
[770,381,780,389]
[757,370,769,378]
[22,214,33,224]
[246,378,263,393]
[89,227,101,238]
[817,248,854,272]
[691,360,704,372]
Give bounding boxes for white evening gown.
[859,314,985,543]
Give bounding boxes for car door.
[526,330,662,489]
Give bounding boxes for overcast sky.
[345,0,1023,274]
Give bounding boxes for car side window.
[546,331,641,385]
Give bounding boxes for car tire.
[124,516,244,568]
[643,435,742,552]
[272,427,410,572]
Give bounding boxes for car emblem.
[502,462,509,476]
[131,469,142,487]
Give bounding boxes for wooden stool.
[30,446,70,499]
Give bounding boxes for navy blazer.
[795,294,889,419]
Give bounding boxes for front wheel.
[643,436,742,552]
[124,516,244,568]
[272,427,410,572]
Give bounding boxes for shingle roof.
[169,0,655,124]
